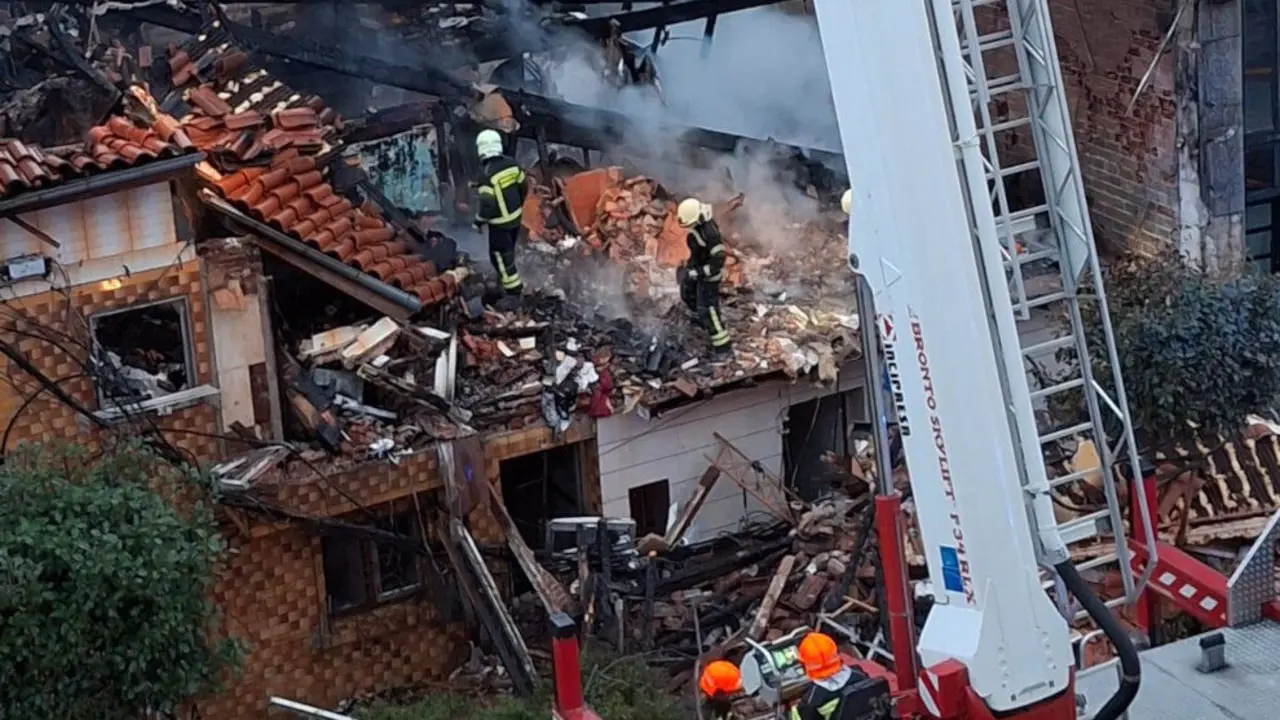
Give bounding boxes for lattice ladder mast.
[935,0,1157,645]
[814,0,1156,717]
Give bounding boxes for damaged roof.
[0,116,197,200]
[161,22,460,307]
[516,166,861,411]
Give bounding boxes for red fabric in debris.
[589,367,614,418]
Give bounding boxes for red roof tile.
[164,24,457,308]
[0,116,197,200]
[213,150,459,306]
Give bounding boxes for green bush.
[1072,248,1280,447]
[361,652,690,720]
[0,442,240,719]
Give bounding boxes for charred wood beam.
[474,0,783,62]
[560,0,777,38]
[128,6,842,171]
[128,6,474,97]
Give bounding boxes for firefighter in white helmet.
[676,197,731,357]
[472,129,528,309]
[840,189,852,215]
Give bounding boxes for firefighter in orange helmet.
[792,632,855,720]
[699,659,743,720]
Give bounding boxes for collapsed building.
[0,1,1278,717]
[0,4,868,715]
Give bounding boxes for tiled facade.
[0,260,222,461]
[205,422,602,716]
[204,501,469,717]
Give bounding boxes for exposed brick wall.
[0,260,221,461]
[203,421,605,717]
[1052,0,1179,250]
[265,450,442,519]
[204,508,467,718]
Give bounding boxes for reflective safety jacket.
[475,156,527,230]
[686,218,726,282]
[791,667,855,720]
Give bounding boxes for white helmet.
[476,129,504,160]
[840,189,852,215]
[677,198,709,227]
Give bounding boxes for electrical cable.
[1056,559,1140,720]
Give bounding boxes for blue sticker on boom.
[939,546,964,594]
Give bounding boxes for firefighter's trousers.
[487,224,523,294]
[696,280,731,352]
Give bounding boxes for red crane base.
[853,657,1076,719]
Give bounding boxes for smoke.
[280,2,845,318]
[547,5,841,152]
[529,6,839,250]
[494,4,845,322]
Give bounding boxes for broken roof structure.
[158,24,466,317]
[103,16,862,480]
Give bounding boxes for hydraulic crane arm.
[814,0,1083,714]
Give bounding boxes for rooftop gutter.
[0,153,204,218]
[201,191,423,316]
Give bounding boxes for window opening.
[90,298,194,405]
[628,479,671,538]
[321,508,423,615]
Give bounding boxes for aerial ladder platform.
[813,0,1280,718]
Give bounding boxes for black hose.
[1055,560,1140,720]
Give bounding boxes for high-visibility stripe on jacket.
[686,220,726,281]
[475,156,527,229]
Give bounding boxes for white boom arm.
[813,0,1073,713]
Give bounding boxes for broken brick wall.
[204,498,467,718]
[200,237,281,444]
[0,260,221,461]
[204,424,603,718]
[1052,0,1180,253]
[477,418,602,541]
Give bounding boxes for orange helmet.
[699,660,743,697]
[797,632,842,680]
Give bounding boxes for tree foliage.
[0,442,239,719]
[1074,248,1280,445]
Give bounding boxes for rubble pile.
[634,496,879,653]
[511,167,863,410]
[505,442,909,693]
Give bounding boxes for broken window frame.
[321,508,425,617]
[88,296,214,420]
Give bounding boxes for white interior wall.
[597,367,865,540]
[209,288,268,431]
[0,182,186,297]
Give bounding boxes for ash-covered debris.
[0,6,133,145]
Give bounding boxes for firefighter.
[841,189,852,216]
[698,660,743,720]
[472,129,527,308]
[676,197,732,357]
[792,632,856,720]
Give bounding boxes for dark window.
[321,510,422,615]
[90,298,194,405]
[321,535,368,614]
[783,388,868,501]
[1244,0,1280,270]
[628,479,671,537]
[498,442,585,550]
[373,512,421,597]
